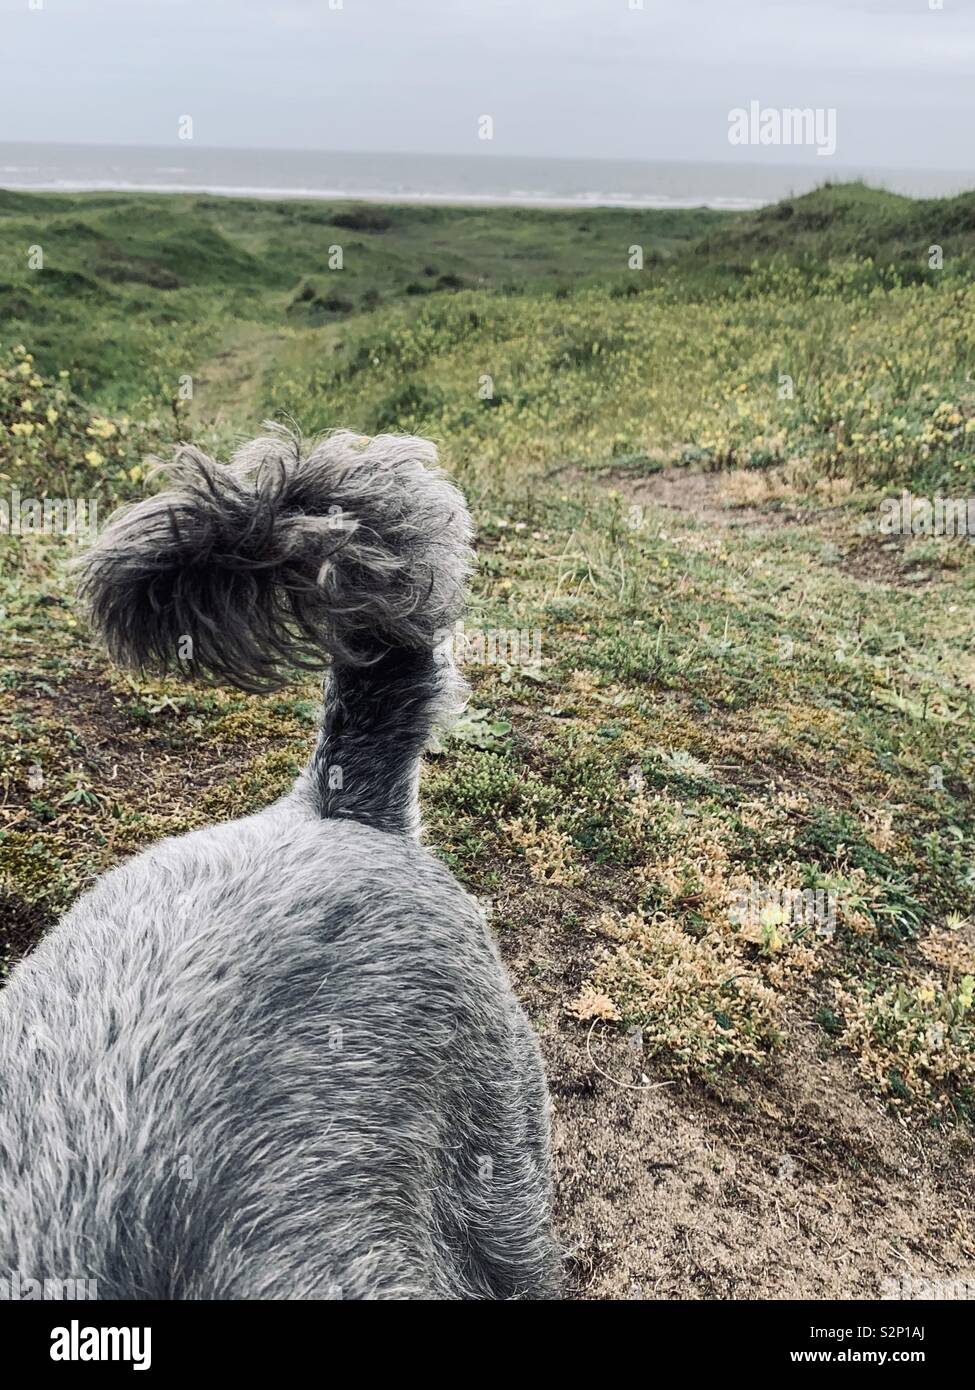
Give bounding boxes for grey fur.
[0,429,559,1300]
[77,425,473,691]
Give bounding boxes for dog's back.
[0,429,558,1299]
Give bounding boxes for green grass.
[0,189,726,411]
[2,179,974,1122]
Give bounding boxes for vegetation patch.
[2,184,974,1131]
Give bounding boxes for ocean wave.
[0,175,766,210]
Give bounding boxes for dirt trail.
[522,465,975,1301]
[590,460,830,531]
[546,1014,973,1300]
[503,901,975,1301]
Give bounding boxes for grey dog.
[0,428,559,1300]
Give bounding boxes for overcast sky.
[0,0,972,169]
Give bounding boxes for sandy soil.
[499,857,975,1303]
[506,466,975,1301]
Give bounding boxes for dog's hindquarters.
[0,813,558,1300]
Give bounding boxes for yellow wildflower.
[86,417,117,440]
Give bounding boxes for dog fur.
[0,428,559,1300]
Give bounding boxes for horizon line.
[1,139,974,180]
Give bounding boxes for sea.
[1,144,972,210]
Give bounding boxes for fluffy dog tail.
[78,426,473,835]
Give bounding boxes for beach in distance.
[2,140,974,209]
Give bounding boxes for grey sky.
[1,0,972,168]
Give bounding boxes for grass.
[2,180,974,1126]
[0,189,726,412]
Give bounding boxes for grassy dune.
[2,181,974,1295]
